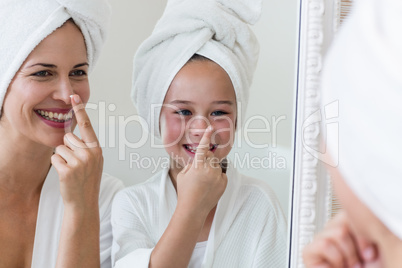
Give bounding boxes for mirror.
[288,0,355,266]
[89,0,300,266]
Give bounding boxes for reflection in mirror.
[90,0,299,266]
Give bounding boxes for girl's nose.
[188,116,210,136]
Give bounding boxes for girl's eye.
[176,110,192,116]
[70,70,87,76]
[32,70,51,77]
[211,111,228,116]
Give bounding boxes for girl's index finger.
[70,94,99,148]
[194,126,213,164]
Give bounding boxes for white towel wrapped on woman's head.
[132,0,262,139]
[0,0,111,115]
[322,0,402,239]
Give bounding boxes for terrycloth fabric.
[111,163,287,267]
[321,0,402,239]
[0,0,111,115]
[31,166,124,268]
[131,0,262,139]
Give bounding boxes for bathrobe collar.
[31,166,64,268]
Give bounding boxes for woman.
[303,0,402,267]
[0,1,123,267]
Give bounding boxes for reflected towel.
[132,0,262,139]
[0,0,111,114]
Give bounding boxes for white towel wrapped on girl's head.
[132,0,262,139]
[0,0,111,115]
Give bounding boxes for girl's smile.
[183,143,218,155]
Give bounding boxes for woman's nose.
[53,77,74,104]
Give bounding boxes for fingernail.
[70,94,80,103]
[363,247,374,261]
[207,126,212,131]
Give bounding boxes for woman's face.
[160,60,237,170]
[1,21,89,148]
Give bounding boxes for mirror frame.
[289,0,340,266]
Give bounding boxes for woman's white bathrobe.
[111,164,287,267]
[31,166,124,268]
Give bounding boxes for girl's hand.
[176,126,227,217]
[303,211,381,268]
[51,94,103,209]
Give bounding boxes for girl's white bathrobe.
[31,166,124,268]
[111,164,287,267]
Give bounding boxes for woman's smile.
[34,108,74,128]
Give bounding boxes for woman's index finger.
[70,94,98,147]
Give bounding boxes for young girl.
[111,0,287,267]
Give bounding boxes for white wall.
[88,0,299,218]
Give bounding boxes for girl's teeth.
[58,113,63,120]
[49,112,54,119]
[45,111,49,117]
[185,144,216,153]
[40,111,45,116]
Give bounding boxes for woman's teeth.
[35,109,73,123]
[184,144,217,153]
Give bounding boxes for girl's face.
[160,60,237,169]
[1,21,89,148]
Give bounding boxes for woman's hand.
[51,94,103,268]
[51,94,103,209]
[303,211,381,268]
[176,126,227,217]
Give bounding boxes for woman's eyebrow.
[27,63,57,68]
[74,63,89,68]
[26,62,89,68]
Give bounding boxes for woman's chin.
[38,136,66,149]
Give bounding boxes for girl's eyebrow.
[170,100,193,104]
[170,100,234,105]
[212,100,234,105]
[27,62,89,68]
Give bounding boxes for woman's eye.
[32,70,50,77]
[176,110,191,116]
[70,70,87,76]
[211,111,228,116]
